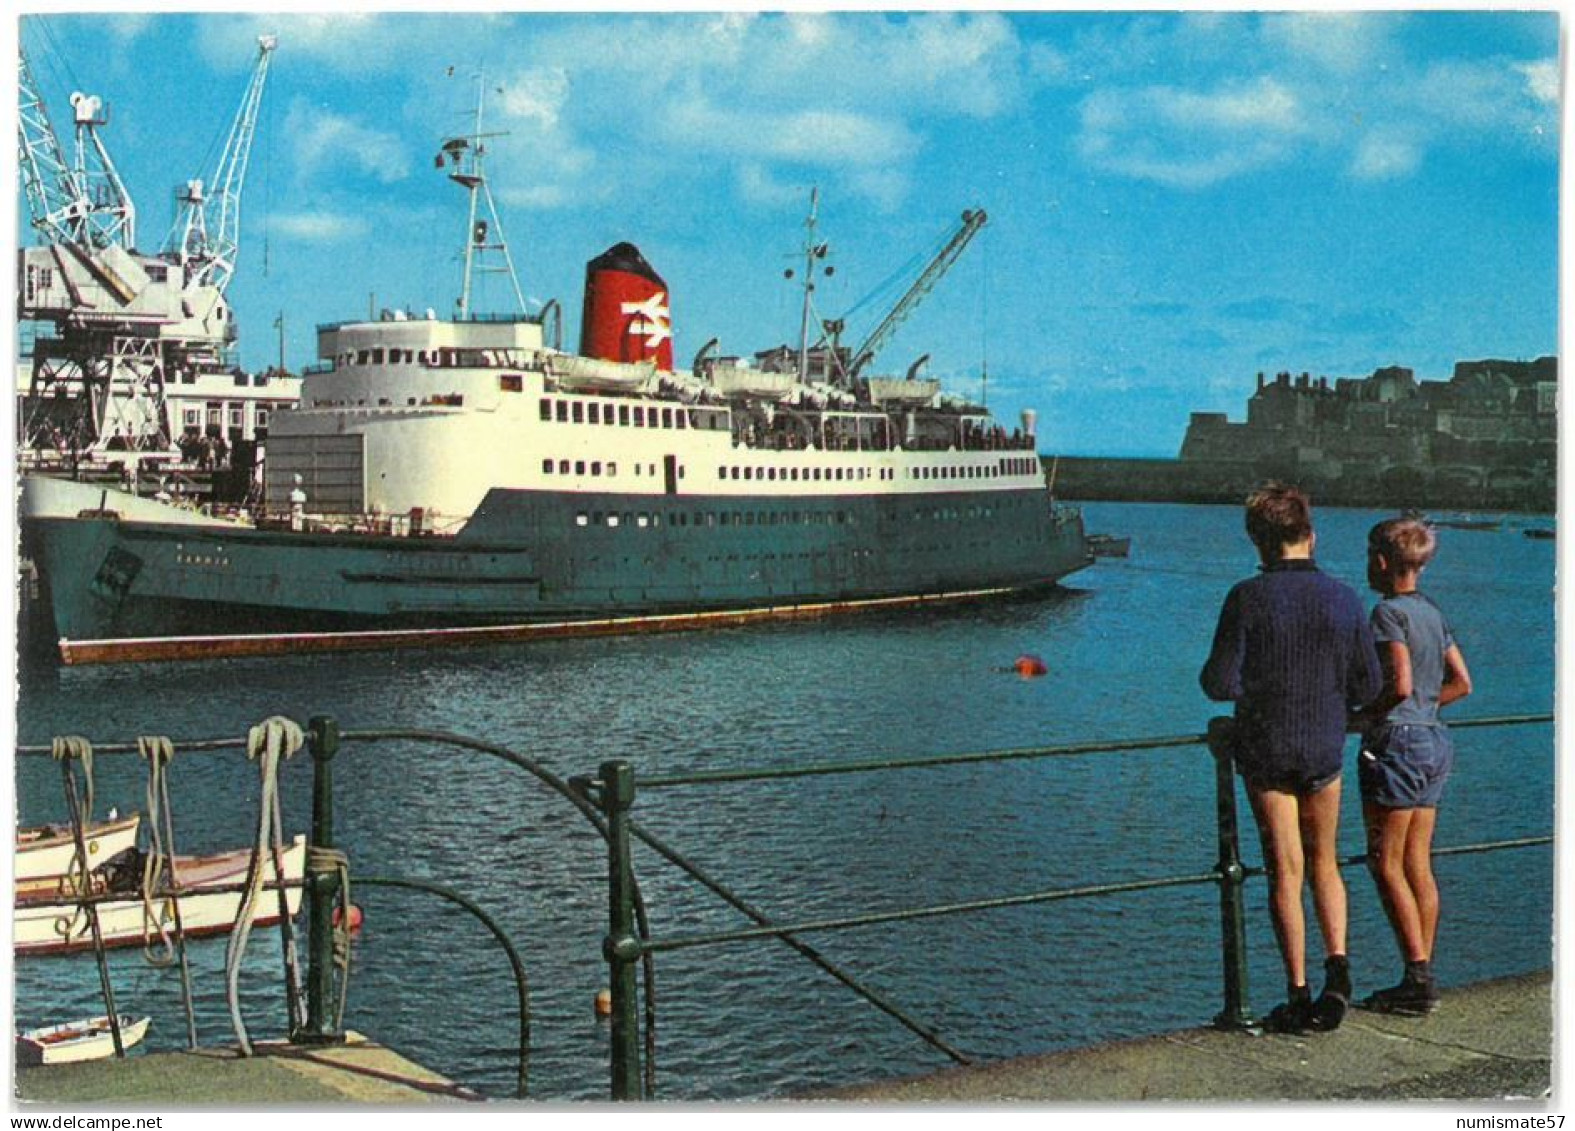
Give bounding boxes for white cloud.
[1350,131,1423,181]
[1259,12,1394,76]
[1077,78,1310,189]
[497,68,570,129]
[1161,77,1302,133]
[284,101,410,186]
[196,14,504,75]
[462,12,1022,213]
[272,211,370,241]
[735,164,808,210]
[1518,59,1559,106]
[1065,14,1555,189]
[104,15,153,43]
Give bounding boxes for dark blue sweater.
[1201,560,1382,786]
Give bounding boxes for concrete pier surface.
[821,970,1553,1103]
[10,973,1551,1104]
[14,1031,478,1105]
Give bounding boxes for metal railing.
[576,712,1554,1099]
[18,711,1554,1101]
[17,719,551,1099]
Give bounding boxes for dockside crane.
[17,34,280,462]
[846,208,987,383]
[17,45,135,251]
[165,35,276,294]
[17,47,86,247]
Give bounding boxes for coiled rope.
[226,716,305,1055]
[306,843,353,1032]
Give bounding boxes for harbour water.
[13,500,1555,1101]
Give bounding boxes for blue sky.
[15,11,1560,457]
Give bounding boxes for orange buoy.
[594,989,613,1017]
[1014,654,1048,677]
[332,904,365,933]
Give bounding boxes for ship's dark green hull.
[24,485,1090,653]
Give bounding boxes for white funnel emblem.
[621,291,671,349]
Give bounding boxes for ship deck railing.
[17,711,1551,1101]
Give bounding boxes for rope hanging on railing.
[227,716,305,1056]
[50,736,95,891]
[137,736,178,967]
[306,843,353,1032]
[49,740,96,901]
[137,735,200,1048]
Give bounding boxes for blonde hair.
[1368,517,1437,571]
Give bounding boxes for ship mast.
[437,70,526,318]
[792,187,833,386]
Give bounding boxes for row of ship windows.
[571,541,1044,571]
[540,459,1033,486]
[720,465,889,482]
[540,398,730,431]
[571,502,1018,530]
[543,459,670,479]
[575,510,854,529]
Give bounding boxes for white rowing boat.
[16,1015,151,1065]
[14,836,306,957]
[15,814,141,882]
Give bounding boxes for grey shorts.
[1360,724,1454,809]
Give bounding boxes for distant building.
[1179,357,1556,508]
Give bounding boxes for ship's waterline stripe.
[56,583,1048,665]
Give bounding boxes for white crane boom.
[17,47,86,246]
[69,90,136,250]
[166,34,276,292]
[849,208,987,379]
[17,45,137,251]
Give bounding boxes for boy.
[1201,483,1381,1032]
[1353,517,1472,1014]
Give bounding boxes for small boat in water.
[1086,534,1131,558]
[14,836,306,957]
[16,1015,150,1066]
[1524,527,1555,540]
[15,813,141,882]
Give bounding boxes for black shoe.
[1358,978,1439,1016]
[1261,995,1315,1033]
[1308,955,1352,1032]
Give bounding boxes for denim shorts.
[1359,724,1454,809]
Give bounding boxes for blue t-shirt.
[1369,591,1455,727]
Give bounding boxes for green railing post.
[599,759,642,1101]
[297,714,344,1044]
[1206,716,1253,1030]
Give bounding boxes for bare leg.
[1300,776,1347,959]
[1364,802,1427,962]
[1248,785,1307,988]
[1402,806,1440,959]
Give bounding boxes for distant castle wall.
[1054,356,1556,513]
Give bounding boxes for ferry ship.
[20,128,1088,664]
